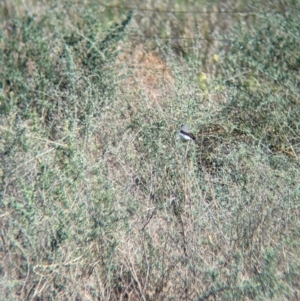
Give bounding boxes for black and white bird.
[179,124,197,142]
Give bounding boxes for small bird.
[179,124,197,142]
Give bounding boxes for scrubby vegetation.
[1,0,299,300]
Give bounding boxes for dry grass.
[1,0,300,300]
